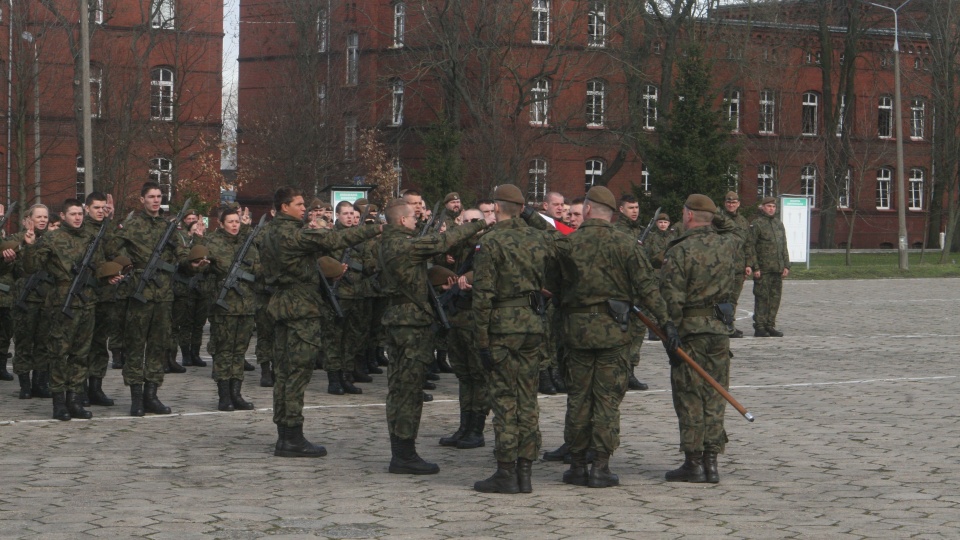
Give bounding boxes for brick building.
[1,0,223,225]
[237,0,936,248]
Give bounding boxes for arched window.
[802,92,819,135]
[910,98,925,139]
[393,2,405,48]
[390,80,404,126]
[587,2,606,47]
[725,88,740,132]
[90,64,102,118]
[800,165,817,207]
[149,157,174,208]
[585,159,604,191]
[528,158,547,202]
[532,0,550,44]
[757,164,775,198]
[759,89,775,134]
[642,85,658,130]
[876,167,892,210]
[530,79,550,125]
[839,168,851,208]
[878,96,893,138]
[150,67,174,121]
[909,168,924,210]
[586,79,605,127]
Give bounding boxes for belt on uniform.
[682,307,715,317]
[389,297,415,307]
[493,297,529,308]
[566,303,605,314]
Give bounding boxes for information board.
[780,196,811,268]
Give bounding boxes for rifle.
[214,215,267,310]
[438,244,478,316]
[422,205,451,329]
[15,270,53,311]
[131,198,192,303]
[318,261,344,318]
[638,206,662,245]
[631,306,754,422]
[418,200,442,237]
[0,200,17,233]
[62,217,110,318]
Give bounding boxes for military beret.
[367,204,379,213]
[97,261,124,280]
[355,198,369,207]
[725,191,740,202]
[320,202,332,211]
[0,239,19,252]
[187,245,209,261]
[656,213,670,222]
[444,192,460,204]
[309,198,324,210]
[760,196,777,206]
[427,266,457,287]
[493,184,525,205]
[684,194,718,213]
[182,209,199,220]
[318,256,344,279]
[113,255,133,270]
[585,186,618,212]
[463,271,474,285]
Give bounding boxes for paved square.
[1,278,958,538]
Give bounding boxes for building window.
[149,157,173,208]
[151,0,175,30]
[727,166,739,193]
[530,79,549,126]
[586,79,605,127]
[836,94,846,137]
[759,89,775,134]
[909,168,924,210]
[802,92,818,136]
[91,0,104,24]
[642,85,658,130]
[839,168,851,209]
[532,0,550,44]
[641,164,651,193]
[757,164,775,198]
[910,98,925,139]
[390,80,404,126]
[393,2,405,48]
[876,167,891,210]
[344,116,357,161]
[346,33,359,86]
[150,67,174,121]
[90,65,102,118]
[587,2,606,47]
[528,158,547,203]
[585,159,604,191]
[318,84,327,124]
[317,9,328,52]
[878,96,893,138]
[76,156,86,200]
[800,165,817,207]
[725,89,740,132]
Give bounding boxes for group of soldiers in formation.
[0,180,790,493]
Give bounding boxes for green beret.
[585,186,617,212]
[760,196,777,206]
[725,191,740,202]
[656,213,670,222]
[493,184,525,205]
[318,256,344,279]
[443,192,460,204]
[684,194,717,213]
[427,266,457,287]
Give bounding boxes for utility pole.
[79,0,94,196]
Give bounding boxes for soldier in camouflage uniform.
[82,192,119,406]
[554,187,674,489]
[612,193,651,392]
[660,194,746,484]
[10,204,53,399]
[379,199,491,475]
[719,191,755,338]
[472,185,554,494]
[0,204,17,382]
[750,196,790,337]
[172,210,208,370]
[253,211,276,387]
[259,187,380,458]
[332,201,376,390]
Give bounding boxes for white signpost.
[780,195,811,269]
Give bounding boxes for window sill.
[586,124,605,130]
[529,122,548,127]
[910,137,924,141]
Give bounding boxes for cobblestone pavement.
[1,278,958,539]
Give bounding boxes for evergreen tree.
[413,120,465,206]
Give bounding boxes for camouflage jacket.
[205,227,260,315]
[719,207,756,269]
[22,222,105,312]
[259,213,379,322]
[750,212,790,273]
[112,211,189,302]
[379,220,487,328]
[612,212,643,239]
[81,217,120,304]
[661,214,746,338]
[472,217,554,348]
[554,219,668,349]
[644,227,676,270]
[332,221,370,300]
[0,233,21,307]
[173,228,207,296]
[7,229,52,306]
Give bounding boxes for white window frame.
[802,92,819,136]
[910,98,925,140]
[800,165,817,207]
[759,89,775,134]
[878,96,893,138]
[839,169,851,209]
[150,67,174,121]
[757,164,775,198]
[586,79,605,127]
[532,0,550,44]
[836,94,846,137]
[390,80,404,126]
[587,2,606,47]
[76,156,86,200]
[90,64,102,119]
[318,83,327,125]
[149,157,174,208]
[346,33,359,86]
[344,116,357,161]
[530,79,550,126]
[317,9,329,52]
[727,166,739,193]
[393,2,405,48]
[725,89,740,132]
[909,168,924,210]
[528,158,547,202]
[876,168,892,210]
[642,85,658,131]
[151,0,175,30]
[91,0,104,24]
[585,159,604,191]
[641,164,651,193]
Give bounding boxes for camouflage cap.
[97,261,124,279]
[427,266,457,287]
[725,191,740,202]
[187,245,209,261]
[760,196,777,206]
[318,256,344,279]
[656,213,670,221]
[493,184,525,205]
[684,194,717,213]
[585,186,618,212]
[443,192,460,204]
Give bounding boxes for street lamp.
[21,31,41,202]
[862,0,915,270]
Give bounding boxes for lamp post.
[863,0,915,270]
[79,0,94,197]
[21,31,40,202]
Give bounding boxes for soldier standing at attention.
[82,192,118,406]
[259,187,380,458]
[172,210,208,370]
[613,193,651,392]
[718,192,755,338]
[750,196,789,337]
[0,204,16,382]
[253,209,276,387]
[11,204,53,399]
[472,185,554,494]
[379,199,492,475]
[661,194,745,483]
[556,186,676,489]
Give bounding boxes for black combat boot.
[88,377,114,406]
[457,411,486,449]
[18,373,32,399]
[179,344,192,367]
[627,372,649,391]
[543,442,570,462]
[167,349,186,373]
[129,384,145,417]
[143,382,171,414]
[538,370,557,395]
[229,379,255,410]
[366,348,383,375]
[766,327,784,337]
[0,354,12,380]
[339,371,363,394]
[754,325,770,338]
[703,451,720,483]
[517,458,533,493]
[562,451,589,486]
[474,461,520,493]
[243,360,256,371]
[259,362,274,387]
[422,392,433,402]
[550,366,566,393]
[436,350,453,373]
[422,378,437,391]
[52,392,71,421]
[588,452,619,488]
[730,328,744,338]
[665,451,708,483]
[66,390,93,420]
[353,356,372,383]
[389,435,439,475]
[275,424,327,458]
[647,329,660,341]
[110,348,124,369]
[376,346,389,366]
[191,345,208,367]
[327,370,345,395]
[33,371,52,398]
[439,410,469,447]
[78,379,91,407]
[425,357,440,381]
[315,350,325,370]
[216,380,235,411]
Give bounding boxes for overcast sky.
[223,0,240,97]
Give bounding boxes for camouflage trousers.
[489,333,542,462]
[0,306,13,369]
[447,322,488,414]
[87,300,122,378]
[384,324,433,440]
[671,334,730,454]
[752,273,783,329]
[339,298,370,372]
[564,345,631,455]
[539,305,561,372]
[731,275,747,331]
[173,289,208,351]
[254,292,274,366]
[208,313,255,382]
[47,304,96,393]
[122,300,172,386]
[272,318,320,427]
[12,301,47,374]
